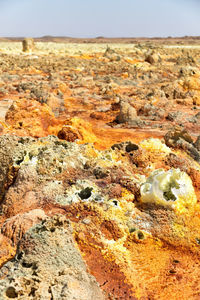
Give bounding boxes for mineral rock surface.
[0,39,199,299]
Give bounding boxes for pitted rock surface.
[0,216,104,300]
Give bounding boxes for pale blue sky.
[0,0,199,37]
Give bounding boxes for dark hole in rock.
[18,138,25,144]
[16,251,23,260]
[111,143,122,150]
[29,287,36,297]
[28,153,34,160]
[6,287,18,298]
[163,191,176,201]
[78,187,93,200]
[113,200,118,206]
[32,262,38,270]
[22,261,33,268]
[50,227,56,232]
[173,259,180,264]
[137,230,145,240]
[36,226,47,233]
[32,271,37,276]
[196,238,200,245]
[125,143,139,152]
[93,167,108,179]
[163,180,179,201]
[15,158,24,165]
[129,227,137,233]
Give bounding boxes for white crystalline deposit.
[140,168,197,212]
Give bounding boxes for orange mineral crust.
[0,40,199,299]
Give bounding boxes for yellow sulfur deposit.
[139,138,171,154]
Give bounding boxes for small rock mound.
[57,126,81,142]
[145,51,161,64]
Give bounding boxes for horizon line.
[0,35,200,39]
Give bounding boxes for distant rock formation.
[22,38,35,52]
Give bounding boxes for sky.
[0,0,199,38]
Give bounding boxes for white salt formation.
[140,168,197,212]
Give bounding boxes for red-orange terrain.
[0,39,199,299]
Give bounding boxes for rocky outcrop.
[0,216,104,300]
[116,100,143,126]
[164,129,200,162]
[0,134,199,299]
[22,38,35,52]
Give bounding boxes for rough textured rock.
[0,134,199,299]
[1,209,46,243]
[164,128,193,147]
[116,100,143,126]
[103,46,121,61]
[57,125,81,142]
[145,51,161,64]
[0,216,104,300]
[194,136,200,151]
[164,129,200,162]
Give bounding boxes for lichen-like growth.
[140,168,197,212]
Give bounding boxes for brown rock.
[116,100,138,124]
[164,128,193,147]
[145,52,161,64]
[194,136,200,151]
[57,126,81,142]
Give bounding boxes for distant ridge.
[0,36,200,44]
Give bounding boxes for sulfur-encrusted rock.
[140,168,197,213]
[0,133,199,299]
[103,46,121,61]
[57,125,81,142]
